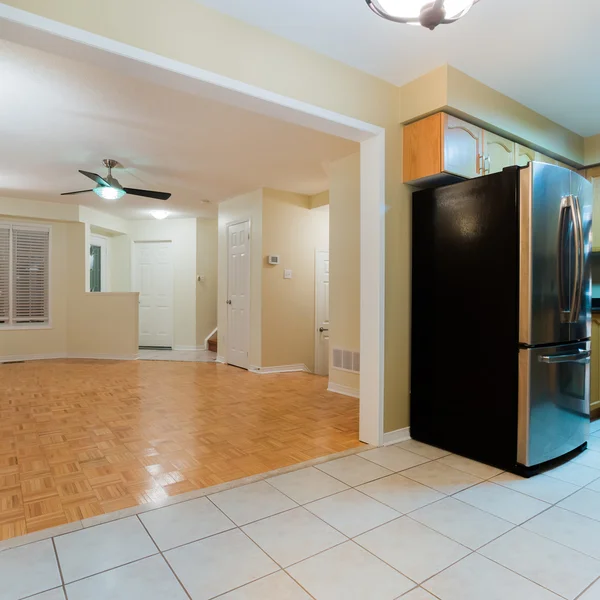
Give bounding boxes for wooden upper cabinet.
[403,112,580,186]
[443,114,483,179]
[483,131,515,174]
[515,144,536,167]
[403,113,482,185]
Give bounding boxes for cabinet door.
[443,114,483,179]
[592,318,600,417]
[483,131,515,174]
[515,144,536,167]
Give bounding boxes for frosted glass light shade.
[366,0,476,28]
[93,186,126,200]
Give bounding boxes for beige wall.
[218,189,263,366]
[328,153,361,393]
[196,218,218,347]
[586,135,600,166]
[66,223,138,357]
[0,218,68,359]
[261,189,328,370]
[309,190,330,209]
[128,218,197,349]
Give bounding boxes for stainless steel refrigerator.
[411,162,593,475]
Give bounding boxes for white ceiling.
[196,0,600,137]
[0,40,357,220]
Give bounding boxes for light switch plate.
[284,269,292,279]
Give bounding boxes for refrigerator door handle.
[570,195,584,323]
[558,196,571,320]
[538,350,591,364]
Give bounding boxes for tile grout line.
[135,514,193,600]
[574,574,600,599]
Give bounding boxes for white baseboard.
[216,355,226,364]
[0,352,67,363]
[327,382,360,398]
[0,352,139,363]
[382,427,411,446]
[250,364,311,374]
[172,345,202,351]
[68,353,139,361]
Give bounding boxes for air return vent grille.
[332,349,360,373]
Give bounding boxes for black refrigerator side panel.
[411,170,520,470]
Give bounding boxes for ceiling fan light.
[150,210,169,220]
[93,186,126,200]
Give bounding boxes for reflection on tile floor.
[4,434,600,600]
[138,348,217,362]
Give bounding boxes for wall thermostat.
[267,255,280,265]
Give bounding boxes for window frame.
[0,220,52,331]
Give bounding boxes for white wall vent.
[332,348,360,373]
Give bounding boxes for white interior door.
[315,250,330,376]
[227,220,250,369]
[133,241,174,348]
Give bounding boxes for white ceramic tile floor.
[305,489,400,538]
[409,497,513,550]
[242,507,346,567]
[454,481,550,524]
[209,480,297,526]
[355,517,470,583]
[490,471,580,503]
[30,590,66,600]
[0,539,61,600]
[401,461,483,495]
[139,496,235,550]
[395,440,451,459]
[423,553,562,600]
[53,516,157,583]
[479,527,600,599]
[358,446,430,472]
[315,455,393,487]
[357,474,445,513]
[65,555,188,600]
[165,528,279,600]
[6,443,600,600]
[267,467,349,505]
[557,488,600,522]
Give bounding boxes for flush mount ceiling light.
[150,210,169,220]
[366,0,479,30]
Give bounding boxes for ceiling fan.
[61,159,171,201]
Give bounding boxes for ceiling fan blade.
[123,188,171,200]
[61,189,94,196]
[79,170,110,187]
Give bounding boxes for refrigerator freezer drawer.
[518,342,590,467]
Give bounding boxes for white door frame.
[0,7,386,446]
[131,240,175,348]
[314,249,330,377]
[226,218,251,368]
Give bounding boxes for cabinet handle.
[485,155,491,174]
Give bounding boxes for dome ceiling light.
[365,0,479,30]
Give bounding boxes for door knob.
[226,300,232,305]
[319,327,329,332]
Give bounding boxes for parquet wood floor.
[0,360,360,541]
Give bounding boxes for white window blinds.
[0,223,50,326]
[0,226,9,323]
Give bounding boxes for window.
[89,234,108,292]
[0,223,50,327]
